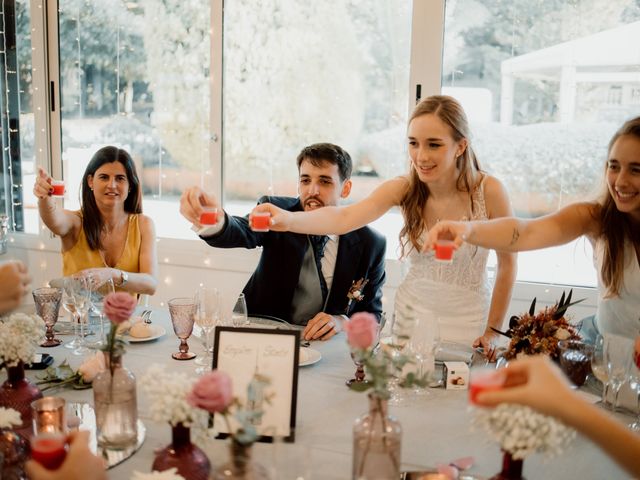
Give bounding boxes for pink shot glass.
[250,212,271,232]
[50,180,65,197]
[199,207,218,226]
[434,240,455,263]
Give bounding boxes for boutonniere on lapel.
[346,278,369,311]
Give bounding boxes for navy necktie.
[309,235,329,301]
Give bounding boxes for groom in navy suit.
[180,143,386,341]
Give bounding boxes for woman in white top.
[254,95,517,356]
[427,116,640,338]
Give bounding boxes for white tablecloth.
[11,308,632,479]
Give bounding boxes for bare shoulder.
[137,214,156,234]
[480,174,512,217]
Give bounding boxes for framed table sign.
[212,326,300,442]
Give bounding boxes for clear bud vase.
[93,353,138,449]
[213,440,270,480]
[352,394,402,480]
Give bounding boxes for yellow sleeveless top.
[62,212,141,278]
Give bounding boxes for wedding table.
[12,307,631,479]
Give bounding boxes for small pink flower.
[103,291,137,324]
[188,370,233,413]
[78,351,106,382]
[344,312,378,350]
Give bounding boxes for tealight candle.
[32,397,66,434]
[250,211,271,232]
[31,432,68,470]
[469,367,506,405]
[434,240,455,263]
[199,207,218,226]
[50,180,65,197]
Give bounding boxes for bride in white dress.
[254,95,517,357]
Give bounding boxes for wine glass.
[32,287,63,347]
[405,315,440,397]
[62,280,80,351]
[62,277,91,355]
[88,278,115,347]
[590,334,610,405]
[194,287,220,374]
[604,333,634,412]
[168,297,197,360]
[626,347,640,431]
[232,293,248,327]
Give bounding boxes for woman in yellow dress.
[34,146,157,295]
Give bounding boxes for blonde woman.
[254,96,517,356]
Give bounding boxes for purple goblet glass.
[32,287,63,347]
[168,297,197,360]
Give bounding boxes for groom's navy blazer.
[201,196,386,323]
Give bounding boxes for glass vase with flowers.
[92,291,138,449]
[189,370,271,480]
[345,312,427,480]
[0,313,45,436]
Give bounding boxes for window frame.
[12,0,598,309]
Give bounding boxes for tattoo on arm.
[509,228,520,246]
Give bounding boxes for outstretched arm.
[477,356,640,478]
[34,168,81,242]
[252,177,408,235]
[426,202,597,252]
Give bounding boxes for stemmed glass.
[168,297,197,360]
[387,311,417,405]
[32,287,63,347]
[604,333,634,412]
[405,315,440,397]
[88,278,115,347]
[62,277,91,355]
[232,293,248,327]
[346,313,386,386]
[194,287,220,374]
[590,334,610,406]
[626,348,640,431]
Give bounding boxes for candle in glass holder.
[32,397,66,434]
[250,211,271,232]
[199,207,218,226]
[31,432,68,470]
[434,240,455,263]
[50,180,65,197]
[469,367,506,404]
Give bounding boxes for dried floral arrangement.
[493,290,583,361]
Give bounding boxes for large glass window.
[222,1,413,255]
[442,0,640,286]
[54,0,210,238]
[1,0,34,234]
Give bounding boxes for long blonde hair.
[399,95,483,257]
[598,116,640,297]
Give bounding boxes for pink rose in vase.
[188,370,233,413]
[103,292,137,324]
[345,312,378,350]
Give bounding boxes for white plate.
[124,325,166,343]
[299,347,321,367]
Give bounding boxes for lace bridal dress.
[393,181,492,346]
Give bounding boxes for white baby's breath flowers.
[0,407,22,429]
[474,403,575,460]
[0,313,45,367]
[140,365,211,443]
[130,467,185,480]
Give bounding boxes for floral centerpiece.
[141,366,212,480]
[474,403,575,479]
[0,313,46,432]
[345,312,427,480]
[189,369,272,479]
[492,290,583,361]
